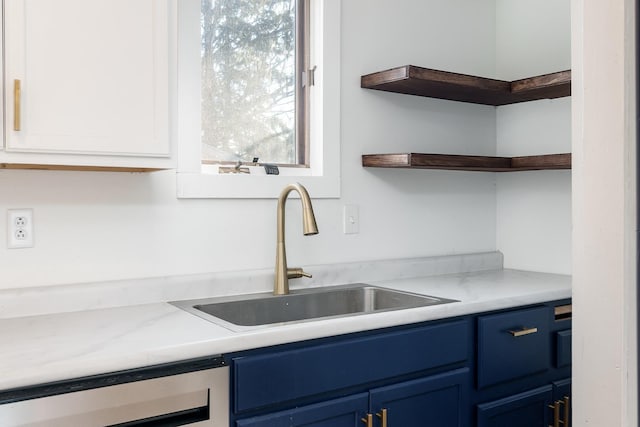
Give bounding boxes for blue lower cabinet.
[235,393,369,427]
[235,368,469,427]
[370,368,470,427]
[230,301,570,427]
[233,321,469,413]
[477,385,553,427]
[551,379,571,427]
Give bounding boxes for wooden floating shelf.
[361,66,571,106]
[362,153,572,172]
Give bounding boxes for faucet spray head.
[298,185,319,236]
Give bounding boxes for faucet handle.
[287,268,312,279]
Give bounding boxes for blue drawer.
[233,320,470,413]
[477,306,550,389]
[556,330,571,367]
[477,384,553,427]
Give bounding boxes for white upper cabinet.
[3,0,174,170]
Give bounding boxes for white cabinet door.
[4,0,172,165]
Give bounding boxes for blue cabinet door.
[552,378,571,427]
[477,385,553,427]
[553,378,571,401]
[369,368,470,427]
[235,393,369,427]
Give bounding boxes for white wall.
[572,0,637,424]
[495,0,571,80]
[0,0,500,290]
[495,0,572,274]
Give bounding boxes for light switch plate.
[343,205,359,234]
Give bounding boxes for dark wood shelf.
[361,66,571,106]
[362,153,571,172]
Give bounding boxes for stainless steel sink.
[171,284,457,331]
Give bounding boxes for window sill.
[176,172,340,199]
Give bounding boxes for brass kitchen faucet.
[274,183,318,295]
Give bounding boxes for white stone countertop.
[0,266,570,392]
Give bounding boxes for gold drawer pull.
[549,401,561,427]
[563,396,570,426]
[14,79,22,131]
[376,408,388,427]
[509,327,538,337]
[554,304,572,321]
[361,414,373,427]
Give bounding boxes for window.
[201,0,309,167]
[177,0,341,199]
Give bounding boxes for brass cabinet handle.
[13,79,21,131]
[361,414,373,427]
[509,327,538,337]
[376,408,388,427]
[563,396,570,426]
[548,401,561,427]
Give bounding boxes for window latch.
[219,160,250,174]
[303,66,317,88]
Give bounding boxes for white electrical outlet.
[8,209,34,249]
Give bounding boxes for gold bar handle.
[361,414,373,427]
[376,408,388,427]
[13,79,21,131]
[563,396,570,426]
[548,401,561,427]
[509,327,538,337]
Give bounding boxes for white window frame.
[176,0,341,199]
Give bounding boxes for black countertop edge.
[0,355,226,405]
